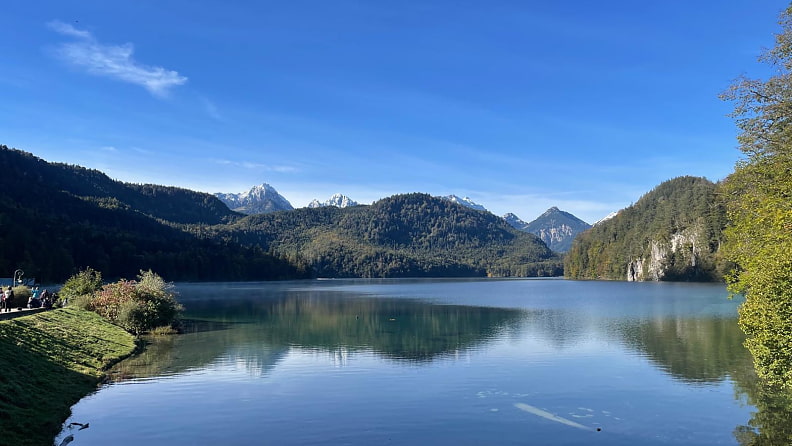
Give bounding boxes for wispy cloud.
[213,158,298,173]
[47,20,187,97]
[200,97,223,121]
[48,21,91,39]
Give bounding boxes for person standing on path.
[4,286,14,312]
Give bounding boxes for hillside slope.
[0,308,137,446]
[564,176,727,281]
[1,146,237,225]
[0,146,304,282]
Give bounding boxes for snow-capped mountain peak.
[308,193,360,208]
[594,211,619,225]
[215,183,294,215]
[442,195,488,212]
[503,212,528,229]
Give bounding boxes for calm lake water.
[56,279,770,445]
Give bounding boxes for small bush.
[11,286,31,303]
[69,294,94,310]
[60,267,103,304]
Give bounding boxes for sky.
[1,1,789,224]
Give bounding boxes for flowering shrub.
[68,269,183,335]
[91,279,137,323]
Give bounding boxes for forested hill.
[0,146,238,225]
[564,176,727,281]
[0,146,303,283]
[218,193,562,278]
[0,146,561,282]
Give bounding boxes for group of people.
[26,286,54,310]
[0,286,55,312]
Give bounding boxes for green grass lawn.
[0,308,137,446]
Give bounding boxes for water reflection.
[613,316,751,384]
[118,283,757,387]
[109,321,290,380]
[112,291,525,380]
[65,281,782,446]
[732,367,792,444]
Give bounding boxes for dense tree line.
[564,176,727,281]
[0,147,306,283]
[0,146,238,225]
[720,4,792,390]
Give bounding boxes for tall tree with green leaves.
[721,4,792,389]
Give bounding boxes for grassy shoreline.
[0,308,138,446]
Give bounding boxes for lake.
[55,278,772,445]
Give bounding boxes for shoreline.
[0,308,138,446]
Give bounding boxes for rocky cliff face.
[627,225,704,281]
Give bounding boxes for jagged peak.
[214,182,293,214]
[441,195,488,212]
[308,193,359,208]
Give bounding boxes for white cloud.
[212,158,298,173]
[47,21,91,39]
[47,20,187,97]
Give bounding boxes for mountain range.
[217,185,592,253]
[0,145,730,283]
[0,145,562,282]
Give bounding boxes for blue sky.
[1,1,787,224]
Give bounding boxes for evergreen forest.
[0,146,561,283]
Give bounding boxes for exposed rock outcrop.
[626,225,704,281]
[565,176,726,282]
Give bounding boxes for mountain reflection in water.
[110,289,524,380]
[64,280,792,446]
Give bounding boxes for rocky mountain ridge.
[504,207,591,252]
[215,183,294,214]
[215,184,596,253]
[308,193,360,208]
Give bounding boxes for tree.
[59,267,103,304]
[721,4,792,389]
